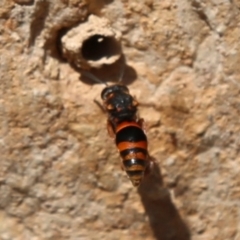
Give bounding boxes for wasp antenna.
[118,64,125,83]
[82,71,108,86]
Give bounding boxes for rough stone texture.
[0,0,240,240]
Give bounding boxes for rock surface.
[0,0,240,240]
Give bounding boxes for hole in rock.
[81,34,121,61]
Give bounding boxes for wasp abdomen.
[116,121,149,186]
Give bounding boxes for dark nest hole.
[81,34,121,61]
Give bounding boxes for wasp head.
[101,85,138,121]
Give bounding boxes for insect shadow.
[138,162,191,240]
[79,54,137,86]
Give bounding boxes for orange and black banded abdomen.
[115,121,149,187]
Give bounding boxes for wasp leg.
[120,161,125,171]
[137,118,144,128]
[144,156,156,176]
[137,118,148,134]
[107,120,115,138]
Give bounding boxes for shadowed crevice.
[191,0,213,32]
[28,0,50,47]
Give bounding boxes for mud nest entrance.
[81,34,121,61]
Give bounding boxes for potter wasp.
[83,72,154,187]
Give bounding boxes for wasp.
[83,72,154,187]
